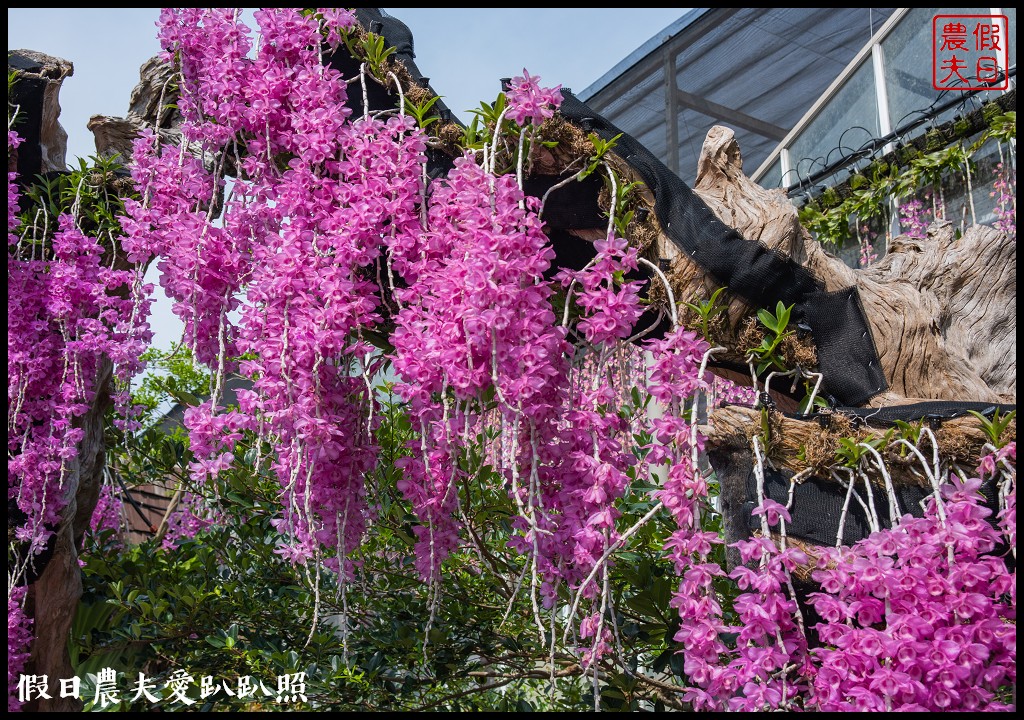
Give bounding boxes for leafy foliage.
[746,301,794,375]
[797,105,1016,247]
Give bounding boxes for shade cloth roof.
[579,8,897,184]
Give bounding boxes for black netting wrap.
[744,465,1004,548]
[522,174,606,232]
[556,90,888,407]
[805,287,887,406]
[9,52,49,183]
[331,9,459,181]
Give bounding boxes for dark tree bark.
[9,49,171,711]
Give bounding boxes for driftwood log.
[8,14,1016,705]
[676,126,1015,406]
[87,55,188,164]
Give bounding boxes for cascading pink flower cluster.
[642,327,747,706]
[532,358,637,601]
[898,197,932,240]
[529,251,645,610]
[540,342,668,667]
[9,156,154,557]
[721,531,810,710]
[89,483,126,537]
[808,470,1016,711]
[119,131,240,367]
[557,233,644,346]
[987,442,1015,553]
[390,155,569,577]
[122,8,425,566]
[8,120,152,709]
[648,331,811,710]
[991,162,1016,240]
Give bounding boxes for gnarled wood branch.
[652,126,1015,407]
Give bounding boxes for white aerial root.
[893,438,948,530]
[753,435,808,652]
[604,164,619,238]
[689,345,728,517]
[761,367,824,412]
[857,467,881,533]
[498,560,532,630]
[386,71,405,116]
[516,125,531,202]
[359,63,369,119]
[857,443,902,523]
[784,468,815,514]
[625,308,666,344]
[636,258,679,329]
[748,359,761,402]
[832,467,871,548]
[752,436,771,536]
[537,157,587,219]
[561,500,665,644]
[488,106,510,177]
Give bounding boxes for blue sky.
[8,7,686,349]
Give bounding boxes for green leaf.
[775,301,791,330]
[756,308,778,333]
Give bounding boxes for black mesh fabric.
[745,469,928,546]
[9,52,49,184]
[556,90,889,407]
[744,465,1004,548]
[805,287,887,406]
[522,174,606,231]
[332,9,458,181]
[543,227,599,276]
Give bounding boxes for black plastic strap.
[828,400,1017,425]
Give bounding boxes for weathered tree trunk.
[665,127,1015,560]
[9,49,171,711]
[87,55,183,162]
[659,125,1015,406]
[27,361,112,712]
[8,50,72,178]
